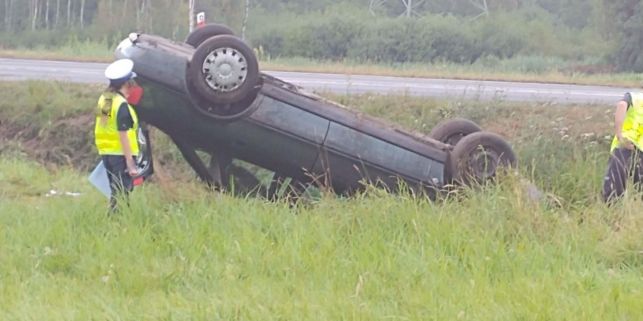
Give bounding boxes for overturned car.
[117,25,517,198]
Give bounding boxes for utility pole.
[370,0,424,17]
[241,0,250,40]
[66,0,71,27]
[469,0,489,20]
[400,0,423,17]
[79,0,85,29]
[55,0,60,28]
[136,0,145,30]
[45,0,49,29]
[31,0,39,31]
[368,0,386,16]
[189,0,195,32]
[5,0,13,31]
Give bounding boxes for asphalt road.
[0,57,633,105]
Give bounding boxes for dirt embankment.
[0,81,107,170]
[1,113,96,170]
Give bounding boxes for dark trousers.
[102,155,136,212]
[601,148,643,203]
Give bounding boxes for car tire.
[186,35,260,106]
[429,118,482,146]
[186,84,262,121]
[448,131,517,186]
[136,125,154,179]
[185,24,235,48]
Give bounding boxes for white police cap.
[105,58,137,82]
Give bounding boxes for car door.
[227,94,331,181]
[315,122,446,193]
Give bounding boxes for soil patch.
[1,113,96,170]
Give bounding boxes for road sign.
[197,12,206,28]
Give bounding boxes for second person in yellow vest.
[602,91,643,203]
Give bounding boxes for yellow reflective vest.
[94,92,140,156]
[611,92,643,152]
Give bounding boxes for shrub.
[251,12,530,65]
[348,16,479,64]
[473,14,527,60]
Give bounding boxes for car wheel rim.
[202,47,248,93]
[136,129,151,173]
[469,147,500,180]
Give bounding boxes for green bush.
[245,5,614,66]
[418,16,478,63]
[250,11,537,65]
[348,18,426,63]
[251,7,366,60]
[0,29,101,50]
[1,4,615,68]
[0,30,66,48]
[473,15,527,60]
[348,16,479,63]
[307,16,364,59]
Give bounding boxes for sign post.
[188,0,195,32]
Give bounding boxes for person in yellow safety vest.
[601,91,643,203]
[95,59,143,212]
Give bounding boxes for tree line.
[0,0,641,72]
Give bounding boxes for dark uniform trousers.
[103,155,136,211]
[602,148,643,203]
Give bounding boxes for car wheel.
[185,24,235,48]
[187,35,260,106]
[449,131,516,186]
[136,125,154,179]
[429,118,482,146]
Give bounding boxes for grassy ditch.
[0,81,619,202]
[0,81,641,320]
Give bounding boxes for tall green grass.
[1,81,641,319]
[1,157,641,320]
